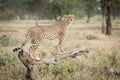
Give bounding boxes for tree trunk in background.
[101,0,106,33]
[34,11,38,26]
[86,15,91,23]
[35,18,38,26]
[86,17,91,23]
[106,0,112,35]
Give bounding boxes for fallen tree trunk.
[15,47,92,80]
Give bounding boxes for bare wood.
[17,47,91,65]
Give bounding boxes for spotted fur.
[20,14,74,59]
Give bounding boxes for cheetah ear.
[63,15,67,18]
[62,15,67,20]
[70,14,75,18]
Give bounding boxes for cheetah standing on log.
[13,14,74,60]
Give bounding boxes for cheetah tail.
[13,47,21,52]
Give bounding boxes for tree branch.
[14,47,92,80]
[17,47,92,66]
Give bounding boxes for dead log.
[14,47,92,80]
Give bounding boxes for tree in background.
[0,0,119,22]
[100,0,120,35]
[112,0,120,19]
[82,0,98,23]
[48,0,78,21]
[100,0,106,33]
[23,0,48,18]
[0,0,17,20]
[106,0,112,35]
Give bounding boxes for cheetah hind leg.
[29,43,40,60]
[30,52,40,60]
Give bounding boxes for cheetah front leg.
[57,36,65,54]
[29,43,40,60]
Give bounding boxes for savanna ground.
[0,17,120,80]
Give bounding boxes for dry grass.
[0,18,120,80]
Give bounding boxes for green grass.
[113,29,120,36]
[0,37,21,47]
[0,27,17,32]
[0,20,25,24]
[0,19,120,80]
[114,20,120,24]
[0,52,25,80]
[0,49,119,80]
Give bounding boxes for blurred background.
[0,0,119,20]
[0,0,120,35]
[0,0,120,80]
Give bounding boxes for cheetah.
[14,14,74,60]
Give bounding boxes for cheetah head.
[63,14,75,21]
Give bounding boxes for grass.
[113,19,120,24]
[0,37,21,47]
[0,51,25,80]
[0,19,120,80]
[0,27,17,32]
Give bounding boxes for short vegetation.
[0,19,120,80]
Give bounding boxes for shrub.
[86,34,96,40]
[0,10,17,20]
